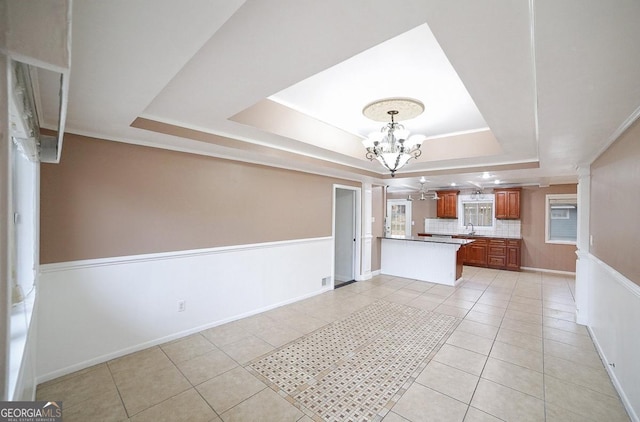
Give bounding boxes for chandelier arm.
[393,154,402,172]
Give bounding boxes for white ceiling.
[36,0,640,192]
[269,23,488,140]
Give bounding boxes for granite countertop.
[418,232,522,240]
[380,236,475,246]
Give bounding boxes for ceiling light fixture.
[409,178,440,201]
[362,98,425,177]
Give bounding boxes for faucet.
[465,222,475,235]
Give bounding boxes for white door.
[386,199,412,238]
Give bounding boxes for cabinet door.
[436,190,458,218]
[495,191,507,219]
[506,190,520,219]
[445,193,457,218]
[466,243,487,266]
[506,240,521,270]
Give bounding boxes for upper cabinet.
[437,190,459,219]
[495,188,521,219]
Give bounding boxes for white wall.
[36,237,333,381]
[581,253,640,421]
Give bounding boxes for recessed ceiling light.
[494,179,501,184]
[450,182,456,187]
[482,172,491,179]
[419,176,426,183]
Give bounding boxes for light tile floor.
[36,266,631,422]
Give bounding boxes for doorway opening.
[386,199,412,237]
[333,186,361,288]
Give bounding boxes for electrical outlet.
[177,300,186,312]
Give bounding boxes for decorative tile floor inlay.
[249,300,460,421]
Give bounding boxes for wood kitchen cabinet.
[506,239,521,270]
[436,190,459,219]
[454,235,521,271]
[464,238,488,266]
[487,239,507,269]
[495,188,521,219]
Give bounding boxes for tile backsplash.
[424,218,521,238]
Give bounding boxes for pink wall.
[520,185,577,272]
[40,133,358,263]
[590,118,640,286]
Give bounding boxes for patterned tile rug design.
[248,300,460,421]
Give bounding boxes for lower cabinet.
[465,238,488,266]
[488,239,507,269]
[506,239,521,270]
[458,237,521,271]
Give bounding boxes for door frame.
[332,185,361,289]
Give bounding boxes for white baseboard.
[520,266,576,276]
[356,271,373,281]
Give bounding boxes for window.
[459,194,494,229]
[463,202,494,227]
[545,194,577,244]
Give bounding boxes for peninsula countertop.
[379,236,475,246]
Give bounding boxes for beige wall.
[40,133,358,264]
[591,118,640,286]
[520,184,577,272]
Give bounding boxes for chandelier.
[362,98,425,177]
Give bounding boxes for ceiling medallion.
[362,98,425,177]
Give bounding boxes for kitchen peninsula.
[380,236,475,286]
